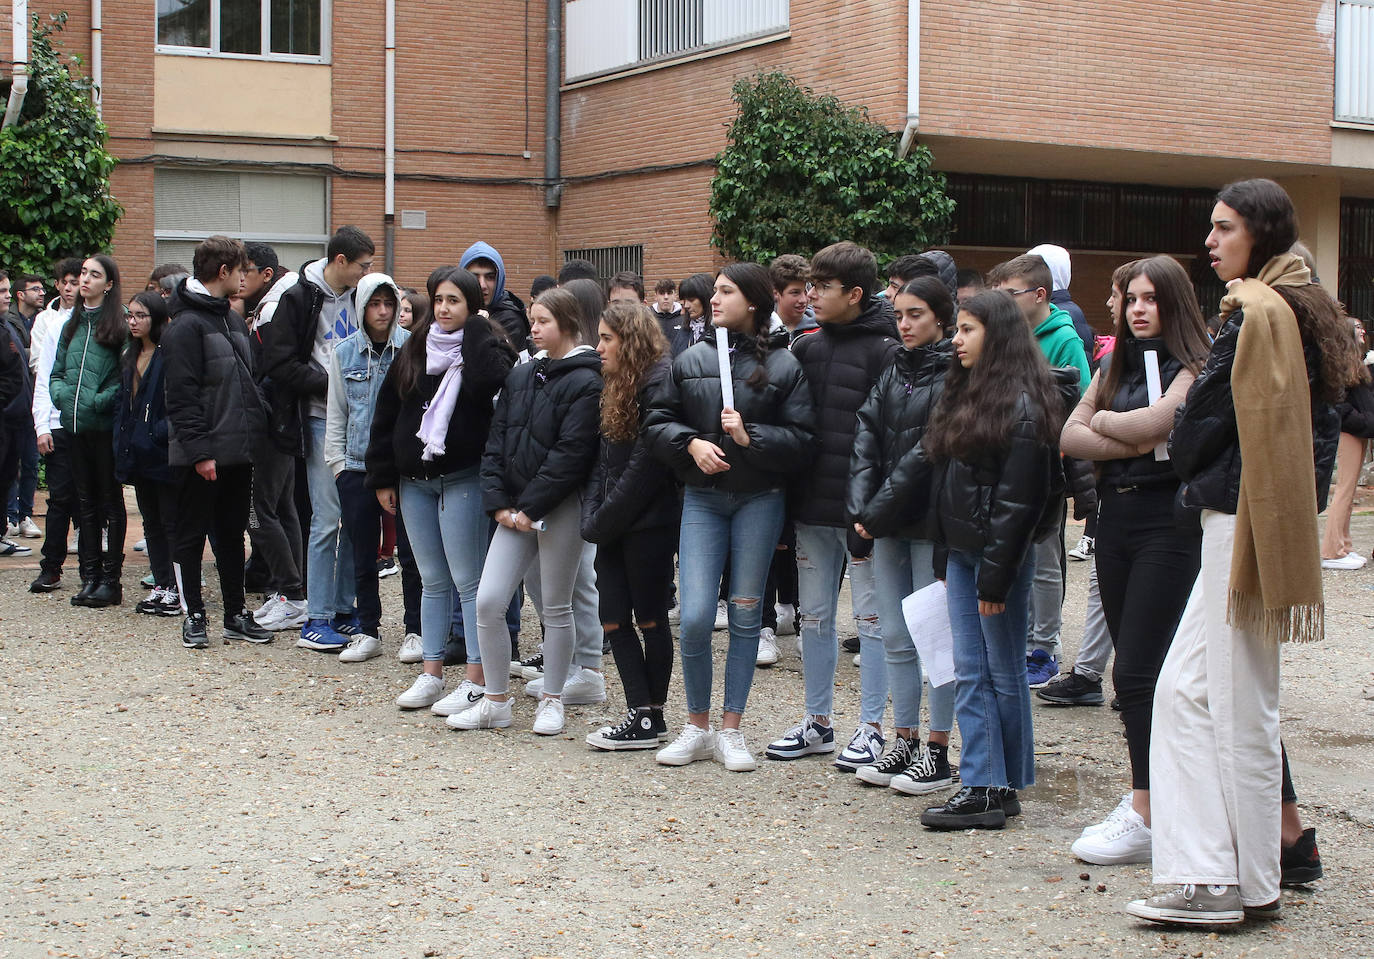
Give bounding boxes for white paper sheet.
[1142,349,1168,462]
[901,580,956,687]
[715,326,734,410]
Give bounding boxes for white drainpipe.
[897,0,919,157]
[383,0,395,273]
[2,0,29,129]
[91,0,102,115]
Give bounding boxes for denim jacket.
[326,323,409,475]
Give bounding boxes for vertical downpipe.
[383,0,396,274]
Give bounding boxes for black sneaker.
[920,786,1007,830]
[155,587,183,617]
[841,636,861,654]
[518,652,544,681]
[1036,671,1104,706]
[1110,696,1122,711]
[182,612,209,649]
[996,787,1022,818]
[891,740,955,795]
[1280,827,1323,886]
[586,709,659,751]
[224,610,273,644]
[649,707,669,741]
[377,556,399,578]
[28,570,61,593]
[855,735,919,787]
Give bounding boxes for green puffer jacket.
[49,306,125,434]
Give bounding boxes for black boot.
[71,561,101,607]
[919,786,1007,831]
[85,579,123,608]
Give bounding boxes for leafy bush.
[710,72,953,266]
[0,12,122,278]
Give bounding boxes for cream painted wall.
[1277,175,1341,296]
[153,56,332,138]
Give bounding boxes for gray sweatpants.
[1070,560,1113,681]
[525,538,602,669]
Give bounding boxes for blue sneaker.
[1026,650,1058,688]
[332,612,362,637]
[297,618,349,652]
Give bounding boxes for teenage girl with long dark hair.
[1059,255,1211,865]
[582,301,678,750]
[919,289,1064,830]
[50,255,127,607]
[642,262,816,773]
[1129,179,1365,925]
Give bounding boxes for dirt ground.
[1,498,1372,959]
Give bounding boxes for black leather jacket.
[1170,306,1340,514]
[642,328,816,493]
[929,393,1064,603]
[847,340,950,541]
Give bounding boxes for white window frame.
[156,0,332,64]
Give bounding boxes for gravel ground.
[2,504,1372,958]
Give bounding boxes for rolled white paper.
[716,326,735,410]
[1142,349,1168,461]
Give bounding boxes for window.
[563,245,644,287]
[157,0,326,60]
[565,0,788,82]
[1337,1,1374,124]
[154,168,329,270]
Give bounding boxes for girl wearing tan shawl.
[1128,179,1359,927]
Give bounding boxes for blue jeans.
[794,523,887,720]
[400,467,488,664]
[678,487,784,715]
[946,548,1036,789]
[305,416,354,619]
[872,536,956,732]
[8,425,37,522]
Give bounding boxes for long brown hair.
[1274,280,1371,401]
[1098,256,1211,407]
[599,301,667,443]
[923,290,1061,461]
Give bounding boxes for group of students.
[13,177,1370,930]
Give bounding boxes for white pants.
[1150,510,1282,906]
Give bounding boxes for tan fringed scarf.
[1220,253,1324,644]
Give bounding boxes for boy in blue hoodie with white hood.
[259,225,375,652]
[460,241,530,350]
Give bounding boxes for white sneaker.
[254,592,281,619]
[446,696,513,730]
[773,603,797,636]
[713,600,728,630]
[524,666,606,705]
[713,727,757,772]
[1083,794,1134,836]
[397,632,424,663]
[133,537,147,552]
[532,697,565,735]
[395,673,446,709]
[656,722,716,766]
[834,725,885,771]
[667,602,681,625]
[7,521,21,537]
[756,627,779,667]
[257,595,308,631]
[1322,551,1368,570]
[18,517,40,538]
[1071,808,1152,865]
[508,659,524,678]
[852,652,861,666]
[430,680,485,716]
[338,634,382,663]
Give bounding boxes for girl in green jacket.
[49,255,128,607]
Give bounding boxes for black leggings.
[762,520,798,630]
[596,525,677,709]
[134,478,178,589]
[71,429,126,580]
[1095,484,1201,791]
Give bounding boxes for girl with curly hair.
[581,301,678,750]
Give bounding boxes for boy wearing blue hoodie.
[259,225,375,652]
[460,242,530,349]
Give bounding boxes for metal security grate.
[1340,197,1374,320]
[564,245,644,288]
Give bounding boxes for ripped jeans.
[677,486,786,715]
[795,523,886,722]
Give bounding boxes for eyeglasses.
[806,281,845,294]
[128,311,152,320]
[1005,287,1042,297]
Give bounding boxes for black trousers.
[133,478,178,589]
[596,524,677,708]
[1095,484,1202,791]
[174,463,252,617]
[762,519,798,629]
[39,430,79,576]
[336,469,383,635]
[395,508,421,634]
[248,442,304,600]
[71,430,126,581]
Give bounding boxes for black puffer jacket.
[365,314,517,489]
[790,300,900,528]
[486,291,531,352]
[480,347,603,520]
[847,340,951,541]
[929,393,1064,603]
[643,328,816,492]
[581,358,679,543]
[1096,337,1187,491]
[163,281,267,468]
[113,346,170,484]
[1171,306,1340,514]
[256,274,328,457]
[1336,364,1374,439]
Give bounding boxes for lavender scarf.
[417,325,464,460]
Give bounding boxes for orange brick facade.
[2,1,1369,309]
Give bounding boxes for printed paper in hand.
[1142,349,1168,462]
[901,580,956,687]
[716,326,735,410]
